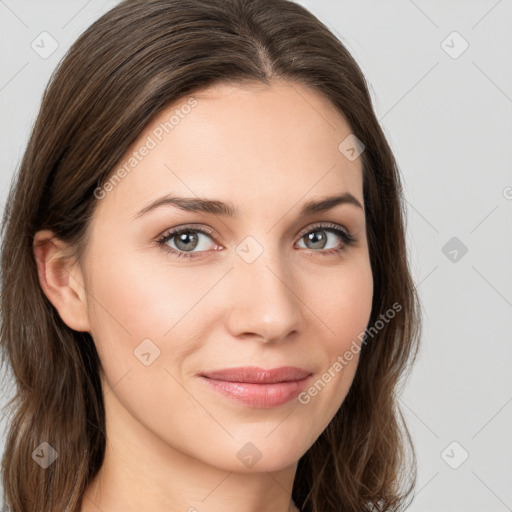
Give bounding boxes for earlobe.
[33,230,91,333]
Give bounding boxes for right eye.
[156,225,221,259]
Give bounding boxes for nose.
[225,245,304,343]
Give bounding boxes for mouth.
[199,366,312,408]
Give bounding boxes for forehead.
[93,80,363,221]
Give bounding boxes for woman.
[0,0,421,511]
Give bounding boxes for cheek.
[84,244,223,399]
[87,246,204,338]
[311,257,374,348]
[84,253,200,431]
[297,259,372,417]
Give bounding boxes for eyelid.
[296,221,351,240]
[157,223,216,240]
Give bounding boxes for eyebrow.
[134,192,363,220]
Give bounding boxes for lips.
[200,366,311,383]
[199,366,312,408]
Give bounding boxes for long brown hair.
[0,0,421,510]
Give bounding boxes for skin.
[33,80,373,512]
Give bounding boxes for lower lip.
[200,375,311,408]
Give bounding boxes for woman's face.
[80,80,373,473]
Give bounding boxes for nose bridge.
[226,238,303,341]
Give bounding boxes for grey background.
[1,1,511,510]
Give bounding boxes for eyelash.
[155,222,357,260]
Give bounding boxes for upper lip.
[200,366,312,384]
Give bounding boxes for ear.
[33,230,91,332]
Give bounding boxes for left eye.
[296,228,345,251]
[156,223,356,259]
